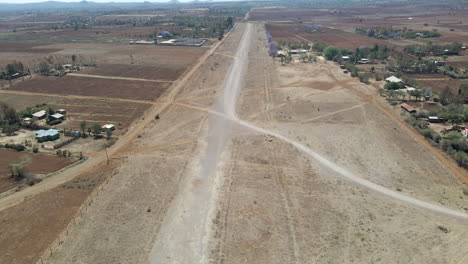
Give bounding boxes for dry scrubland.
[44,22,246,264]
[1,3,468,264]
[0,42,206,131]
[210,23,468,264]
[40,22,468,264]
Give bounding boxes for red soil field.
[266,23,394,50]
[0,43,61,53]
[10,75,171,101]
[0,162,116,264]
[82,64,185,81]
[0,149,74,193]
[47,100,151,130]
[446,61,468,68]
[419,79,467,94]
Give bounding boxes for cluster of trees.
[404,42,464,56]
[314,42,392,62]
[407,109,468,169]
[389,58,439,74]
[0,102,19,136]
[79,120,112,140]
[439,83,468,105]
[356,27,440,39]
[354,44,392,61]
[0,61,28,81]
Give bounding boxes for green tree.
[38,63,50,74]
[323,46,340,60]
[91,123,101,138]
[458,83,468,103]
[106,129,112,140]
[80,120,87,137]
[384,82,401,90]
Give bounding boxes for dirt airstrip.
[36,22,468,264]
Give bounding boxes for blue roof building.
[35,129,60,142]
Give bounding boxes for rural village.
[0,0,468,264]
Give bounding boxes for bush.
[384,82,401,90]
[323,46,341,60]
[454,151,468,169]
[312,41,327,52]
[4,143,26,151]
[48,119,62,126]
[358,73,370,84]
[420,129,441,143]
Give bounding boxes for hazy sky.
[0,0,181,3]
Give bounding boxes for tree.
[91,123,102,138]
[80,120,87,137]
[312,41,327,52]
[409,88,423,101]
[106,129,112,140]
[458,83,468,103]
[440,86,454,105]
[299,54,308,63]
[38,63,50,75]
[384,82,401,90]
[323,46,340,60]
[9,157,31,181]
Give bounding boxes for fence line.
[35,164,117,264]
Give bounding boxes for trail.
[178,99,468,221]
[67,73,174,83]
[149,23,252,264]
[169,24,468,220]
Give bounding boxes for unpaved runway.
[149,23,252,264]
[43,22,468,264]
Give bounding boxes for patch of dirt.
[0,149,74,194]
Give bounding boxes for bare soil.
[0,149,73,194]
[266,23,394,50]
[0,163,117,264]
[10,75,171,101]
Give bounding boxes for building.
[358,58,369,64]
[35,129,60,142]
[130,40,155,45]
[32,110,47,119]
[102,124,115,131]
[401,103,416,113]
[277,50,287,57]
[290,49,307,54]
[57,109,67,115]
[22,117,32,126]
[386,76,405,87]
[50,113,64,121]
[428,116,441,123]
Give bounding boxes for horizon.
[0,0,217,3]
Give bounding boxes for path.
[149,23,252,264]
[0,23,234,212]
[67,73,174,83]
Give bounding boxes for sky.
[0,0,182,3]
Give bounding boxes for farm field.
[0,149,73,194]
[10,75,171,101]
[0,90,152,131]
[1,2,468,264]
[265,23,394,50]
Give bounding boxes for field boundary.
[10,22,241,264]
[67,73,174,83]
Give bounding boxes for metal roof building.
[35,129,60,142]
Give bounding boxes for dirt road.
[149,23,252,264]
[41,22,468,264]
[0,22,229,213]
[67,73,174,83]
